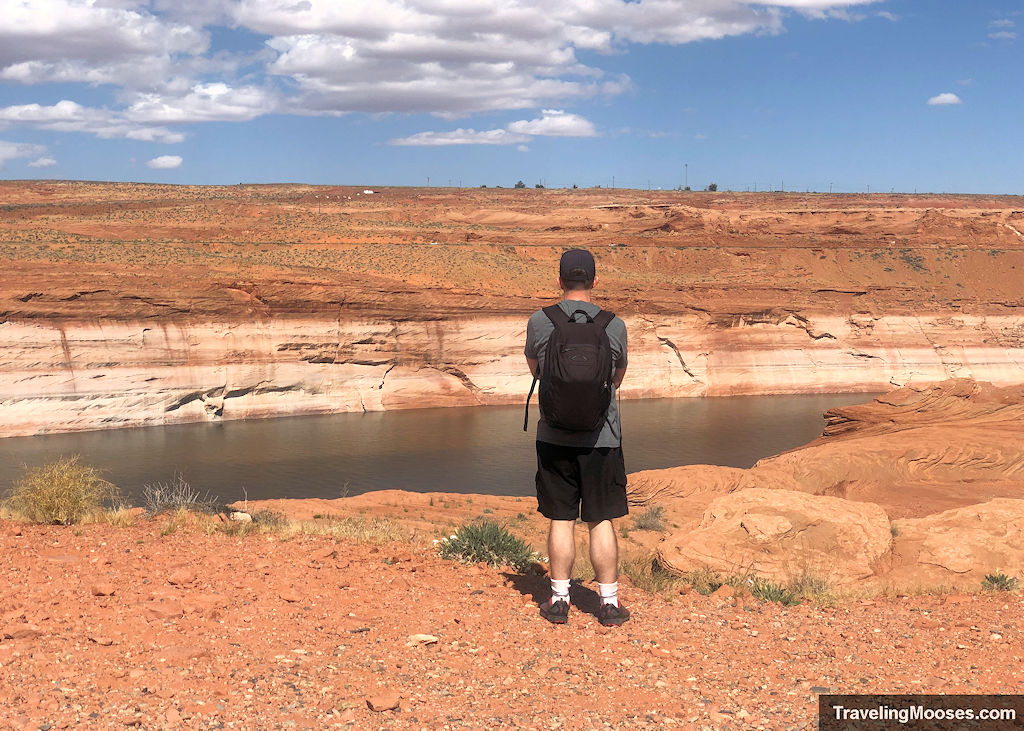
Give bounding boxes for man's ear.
[592,274,599,289]
[556,276,564,291]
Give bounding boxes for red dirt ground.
[2,518,1022,730]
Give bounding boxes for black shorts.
[535,441,628,523]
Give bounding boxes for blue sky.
[0,0,1020,192]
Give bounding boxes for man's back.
[524,299,627,447]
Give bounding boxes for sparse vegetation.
[514,180,526,189]
[632,505,666,531]
[142,474,220,515]
[982,570,1019,592]
[4,457,119,525]
[437,520,538,571]
[621,553,684,594]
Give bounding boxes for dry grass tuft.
[4,457,119,525]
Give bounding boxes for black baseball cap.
[559,249,596,282]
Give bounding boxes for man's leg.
[587,520,618,584]
[548,519,576,581]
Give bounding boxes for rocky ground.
[2,517,1023,731]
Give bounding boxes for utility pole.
[612,175,615,188]
[685,163,688,190]
[829,182,832,194]
[427,176,430,187]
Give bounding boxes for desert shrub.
[437,520,538,571]
[5,457,119,525]
[684,567,724,595]
[632,505,666,531]
[787,571,834,601]
[142,474,220,515]
[982,570,1019,592]
[621,553,684,594]
[251,509,289,529]
[707,183,718,192]
[514,180,526,189]
[739,576,800,606]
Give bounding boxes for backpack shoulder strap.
[542,304,569,325]
[593,309,615,330]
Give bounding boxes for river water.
[0,393,876,506]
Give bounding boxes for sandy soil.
[1,182,1022,321]
[2,517,1022,730]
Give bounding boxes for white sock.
[550,578,570,604]
[598,582,619,607]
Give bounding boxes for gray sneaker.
[597,601,630,626]
[539,598,569,624]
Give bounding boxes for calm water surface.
[0,394,876,505]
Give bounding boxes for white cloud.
[126,83,277,124]
[927,93,962,106]
[0,0,893,140]
[27,156,56,168]
[0,140,46,168]
[877,11,899,21]
[507,110,597,137]
[0,0,206,86]
[390,109,598,146]
[0,100,185,143]
[957,78,974,86]
[147,154,183,169]
[989,19,1016,28]
[389,128,530,146]
[988,31,1017,40]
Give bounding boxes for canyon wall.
[2,312,1022,437]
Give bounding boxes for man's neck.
[562,290,593,303]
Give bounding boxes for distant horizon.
[5,178,1023,197]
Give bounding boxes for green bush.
[5,456,119,525]
[982,570,1019,592]
[437,520,538,571]
[514,180,526,189]
[632,505,666,531]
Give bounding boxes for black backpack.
[524,305,615,432]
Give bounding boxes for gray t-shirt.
[524,300,627,448]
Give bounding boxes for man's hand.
[526,357,539,378]
[613,367,626,389]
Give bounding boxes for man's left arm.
[612,317,627,388]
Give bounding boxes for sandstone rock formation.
[1,183,1023,437]
[629,380,1024,590]
[2,313,1022,437]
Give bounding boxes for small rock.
[406,634,439,647]
[312,547,337,560]
[90,583,116,597]
[88,635,114,646]
[366,692,400,712]
[279,588,301,603]
[168,568,196,586]
[229,512,252,523]
[2,624,43,640]
[711,584,735,598]
[810,686,830,694]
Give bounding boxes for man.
[524,248,630,627]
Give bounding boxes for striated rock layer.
[1,313,1023,437]
[628,379,1024,590]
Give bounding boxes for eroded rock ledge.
[628,379,1024,590]
[1,312,1022,438]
